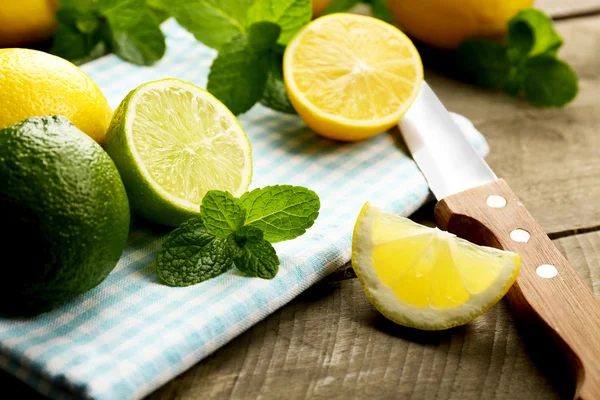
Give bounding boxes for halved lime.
[104,78,252,226]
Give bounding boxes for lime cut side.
[105,78,252,226]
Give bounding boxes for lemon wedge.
[352,203,520,330]
[283,13,423,141]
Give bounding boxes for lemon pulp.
[352,203,520,330]
[284,13,423,141]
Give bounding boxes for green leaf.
[260,51,296,114]
[200,190,246,238]
[100,0,166,66]
[507,8,563,62]
[324,0,360,14]
[523,55,578,107]
[457,39,511,89]
[156,217,236,286]
[370,0,394,23]
[248,22,281,54]
[503,67,523,97]
[50,8,111,64]
[247,0,312,45]
[168,0,252,49]
[207,34,269,115]
[147,0,171,24]
[233,226,279,279]
[146,0,168,10]
[240,185,320,243]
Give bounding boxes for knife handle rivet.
[536,264,558,279]
[510,229,531,243]
[486,195,507,208]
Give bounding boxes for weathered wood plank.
[427,15,600,234]
[147,230,600,400]
[538,0,600,19]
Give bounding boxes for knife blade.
[399,81,600,400]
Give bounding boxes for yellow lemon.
[0,0,58,47]
[284,13,423,141]
[0,49,112,144]
[352,203,520,330]
[387,0,534,49]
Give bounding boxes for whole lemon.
[386,0,534,49]
[0,49,112,144]
[0,0,58,47]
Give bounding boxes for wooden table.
[4,1,600,399]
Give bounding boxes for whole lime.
[0,116,130,314]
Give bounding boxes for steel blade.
[398,81,497,200]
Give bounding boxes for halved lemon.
[283,13,423,141]
[352,203,520,330]
[104,78,252,227]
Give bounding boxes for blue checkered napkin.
[0,20,489,400]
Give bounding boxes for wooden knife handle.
[434,179,600,400]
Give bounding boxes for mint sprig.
[204,0,311,115]
[156,185,320,286]
[457,8,578,107]
[51,0,166,66]
[206,22,280,115]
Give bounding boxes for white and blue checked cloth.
[0,20,489,400]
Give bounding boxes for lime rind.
[104,78,252,226]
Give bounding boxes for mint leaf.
[233,226,279,279]
[248,22,281,54]
[507,9,562,63]
[241,185,320,243]
[457,39,511,89]
[247,0,312,45]
[503,67,523,97]
[207,34,269,115]
[147,0,171,24]
[260,52,296,114]
[50,8,111,65]
[169,0,252,49]
[201,190,246,238]
[523,55,578,107]
[325,0,359,14]
[99,0,166,66]
[156,217,235,286]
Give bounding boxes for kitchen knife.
[399,82,600,400]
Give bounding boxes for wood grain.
[146,231,600,400]
[435,179,600,399]
[7,227,600,400]
[537,0,600,19]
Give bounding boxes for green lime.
[104,78,253,227]
[0,116,130,315]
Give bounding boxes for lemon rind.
[283,14,424,131]
[352,202,520,330]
